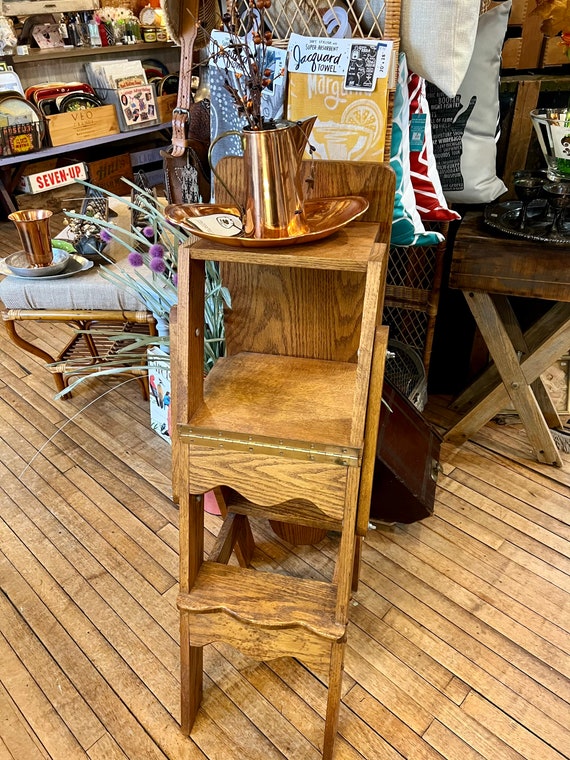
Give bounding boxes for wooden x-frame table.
[445,213,570,467]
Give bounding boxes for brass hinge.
[179,425,361,466]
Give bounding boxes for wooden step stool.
[172,160,395,758]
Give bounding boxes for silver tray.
[484,200,570,246]
[5,248,69,276]
[1,253,93,280]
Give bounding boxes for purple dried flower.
[149,256,166,273]
[172,273,178,286]
[142,225,154,238]
[100,228,112,243]
[127,251,144,267]
[149,243,164,258]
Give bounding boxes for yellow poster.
[287,34,391,162]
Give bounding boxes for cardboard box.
[148,347,171,444]
[18,161,87,194]
[47,105,120,147]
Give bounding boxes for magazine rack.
[172,159,395,758]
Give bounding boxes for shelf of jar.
[7,40,177,65]
[4,42,180,91]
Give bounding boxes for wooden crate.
[156,93,177,124]
[47,105,120,147]
[87,153,134,194]
[502,0,545,69]
[542,37,569,67]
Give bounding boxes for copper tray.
[164,196,369,248]
[484,200,570,246]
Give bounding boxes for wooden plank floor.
[1,222,569,759]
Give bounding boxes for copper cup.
[8,209,53,267]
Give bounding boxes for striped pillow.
[408,72,460,222]
[390,53,444,247]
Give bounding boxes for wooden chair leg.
[179,614,203,735]
[213,486,255,567]
[323,640,346,760]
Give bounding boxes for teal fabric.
[390,53,444,247]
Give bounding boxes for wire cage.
[385,339,428,410]
[383,225,448,374]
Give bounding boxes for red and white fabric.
[408,72,460,222]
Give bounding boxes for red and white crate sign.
[18,162,87,195]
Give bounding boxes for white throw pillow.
[400,0,481,98]
[427,2,510,204]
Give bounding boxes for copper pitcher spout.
[291,116,318,160]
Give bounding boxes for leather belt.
[170,0,200,157]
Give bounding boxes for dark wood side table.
[444,212,570,467]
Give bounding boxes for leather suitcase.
[370,379,442,524]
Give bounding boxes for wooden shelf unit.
[4,42,179,91]
[172,159,395,759]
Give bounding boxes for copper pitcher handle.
[208,130,244,215]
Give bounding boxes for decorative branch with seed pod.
[201,0,284,130]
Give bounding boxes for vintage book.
[84,61,159,132]
[287,34,392,162]
[148,347,172,444]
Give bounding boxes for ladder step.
[177,562,345,641]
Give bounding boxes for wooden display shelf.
[191,223,385,271]
[0,121,171,168]
[0,121,171,214]
[182,351,358,449]
[8,41,177,66]
[177,561,345,669]
[5,42,179,91]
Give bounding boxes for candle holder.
[530,108,570,183]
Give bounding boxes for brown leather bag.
[162,100,211,204]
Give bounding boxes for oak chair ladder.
[172,159,395,758]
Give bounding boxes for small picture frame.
[31,24,64,50]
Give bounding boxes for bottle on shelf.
[67,14,83,47]
[87,14,102,47]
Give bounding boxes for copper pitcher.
[209,117,317,239]
[8,209,53,267]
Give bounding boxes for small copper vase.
[8,209,53,267]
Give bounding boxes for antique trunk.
[370,379,442,524]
